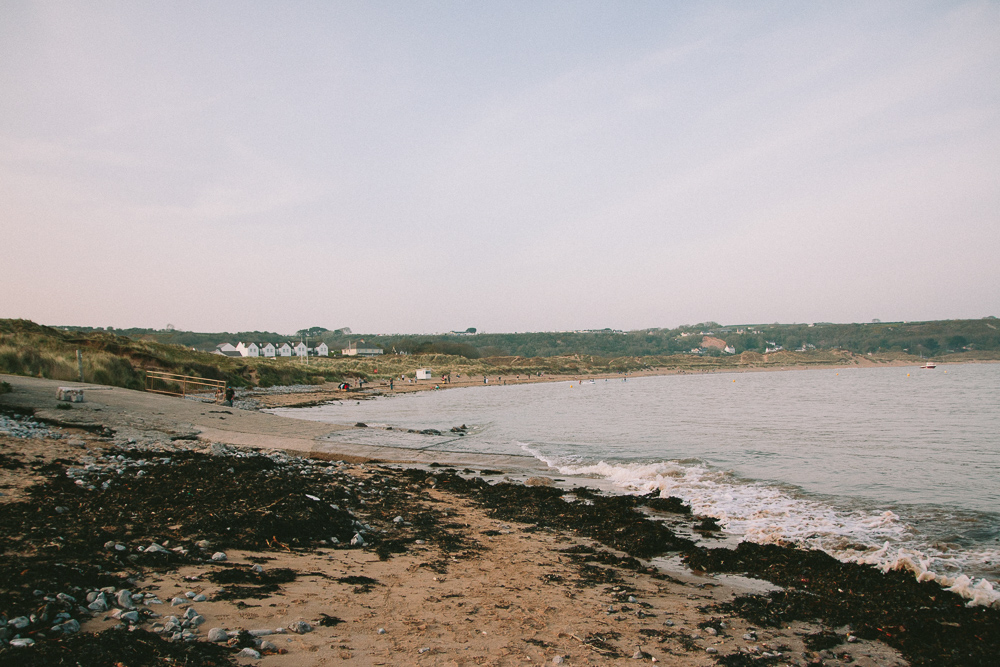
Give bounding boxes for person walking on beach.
[223,386,235,407]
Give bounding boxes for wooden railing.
[145,371,226,400]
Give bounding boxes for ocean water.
[271,363,1000,605]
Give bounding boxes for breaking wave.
[521,444,1000,607]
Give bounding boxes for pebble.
[236,648,261,659]
[418,647,430,654]
[377,628,386,634]
[9,638,35,648]
[170,597,187,606]
[287,620,313,634]
[211,552,227,561]
[207,628,228,642]
[627,595,638,603]
[249,628,274,636]
[706,627,718,636]
[121,611,140,624]
[553,656,565,665]
[209,443,235,457]
[184,607,199,620]
[706,647,718,654]
[0,415,61,439]
[193,593,207,602]
[251,564,264,574]
[55,619,81,634]
[259,640,277,651]
[10,616,30,630]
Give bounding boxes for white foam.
[521,445,1000,607]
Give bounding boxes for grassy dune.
[0,320,343,390]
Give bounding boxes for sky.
[2,1,998,335]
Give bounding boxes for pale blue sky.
[2,1,998,334]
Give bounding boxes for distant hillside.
[52,318,1000,360]
[4,317,998,393]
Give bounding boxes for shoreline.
[2,374,998,665]
[244,356,988,410]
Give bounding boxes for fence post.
[77,350,84,382]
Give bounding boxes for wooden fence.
[145,371,226,400]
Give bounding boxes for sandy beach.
[2,373,994,665]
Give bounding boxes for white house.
[293,341,309,357]
[213,343,241,357]
[236,342,259,357]
[259,343,276,358]
[342,341,384,357]
[416,368,433,380]
[276,343,292,357]
[313,342,329,357]
[724,345,736,354]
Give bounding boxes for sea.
[270,363,1000,606]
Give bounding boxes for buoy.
[907,373,910,376]
[733,379,736,382]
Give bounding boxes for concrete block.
[57,387,84,402]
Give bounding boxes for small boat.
[921,362,937,369]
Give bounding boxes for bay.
[272,362,1000,600]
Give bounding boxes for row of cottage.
[212,341,383,358]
